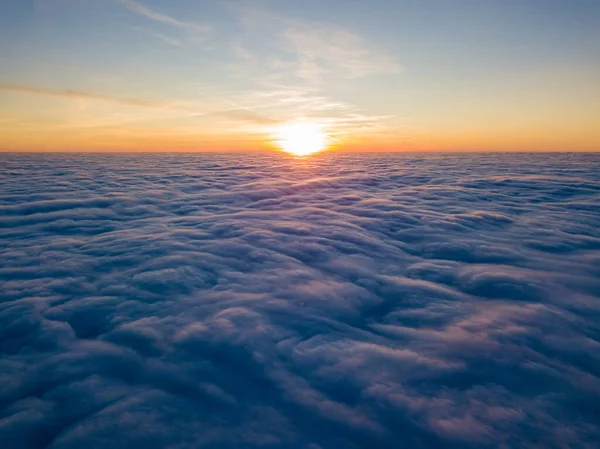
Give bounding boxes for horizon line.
[1,150,598,155]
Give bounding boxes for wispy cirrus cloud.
[230,3,402,83]
[117,0,209,32]
[283,21,403,82]
[226,86,397,138]
[222,2,404,140]
[117,0,210,45]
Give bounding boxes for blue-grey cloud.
[1,152,600,448]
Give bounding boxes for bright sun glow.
[274,123,329,156]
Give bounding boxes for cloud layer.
[1,152,600,448]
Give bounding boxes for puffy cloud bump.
[1,152,599,448]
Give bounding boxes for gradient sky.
[1,0,599,152]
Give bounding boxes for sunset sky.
[1,0,599,152]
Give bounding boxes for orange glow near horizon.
[1,118,599,152]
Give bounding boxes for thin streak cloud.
[117,0,210,34]
[136,28,182,47]
[0,83,189,110]
[0,83,284,131]
[210,108,279,125]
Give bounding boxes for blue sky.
[1,0,599,151]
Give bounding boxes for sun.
[274,122,329,156]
